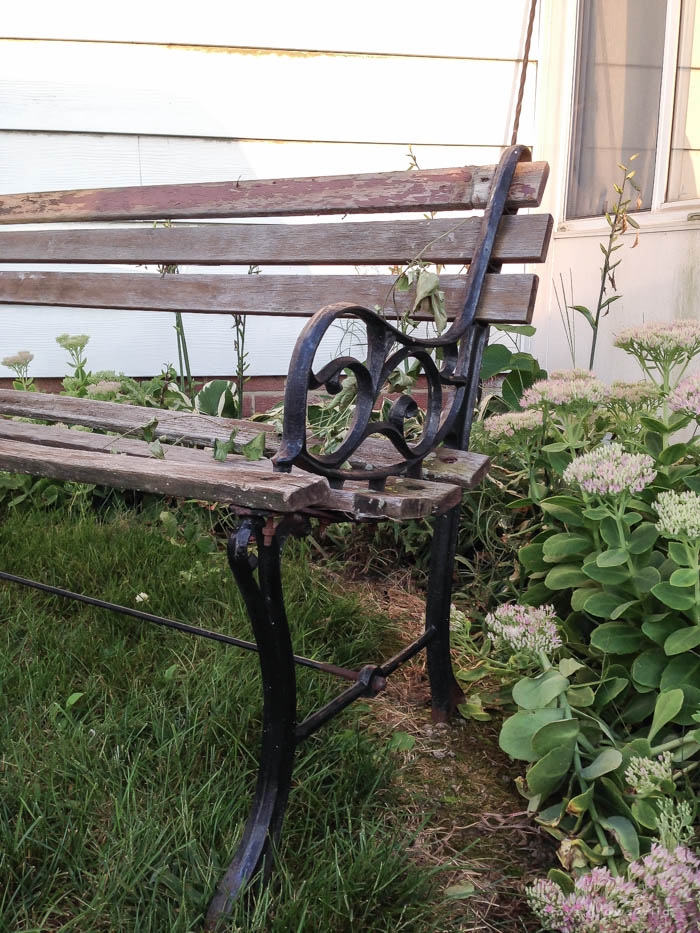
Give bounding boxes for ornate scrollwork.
[273,145,531,483]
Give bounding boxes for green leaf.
[664,626,700,656]
[566,685,595,707]
[542,533,592,561]
[651,582,695,610]
[480,343,513,381]
[567,786,594,816]
[493,323,537,337]
[445,882,475,899]
[640,415,670,435]
[66,691,84,709]
[669,541,690,565]
[583,506,610,521]
[660,654,700,691]
[670,568,698,587]
[519,543,546,571]
[595,676,628,709]
[628,523,659,554]
[600,517,623,548]
[571,584,600,610]
[631,647,667,688]
[590,622,646,655]
[571,304,596,329]
[412,268,441,309]
[632,566,660,593]
[559,658,585,678]
[580,748,623,779]
[647,689,684,742]
[545,564,589,590]
[547,868,576,894]
[597,815,639,861]
[540,496,586,527]
[596,549,629,568]
[527,745,574,798]
[242,432,267,461]
[582,561,629,585]
[684,476,700,493]
[584,592,630,619]
[499,709,565,762]
[532,718,580,758]
[520,582,553,606]
[658,443,688,466]
[642,615,677,645]
[148,439,165,460]
[386,731,416,752]
[512,670,570,710]
[195,379,238,418]
[632,798,658,830]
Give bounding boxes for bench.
[0,145,551,927]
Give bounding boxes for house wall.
[532,0,700,382]
[0,1,538,387]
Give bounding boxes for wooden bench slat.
[0,436,329,512]
[0,271,538,325]
[0,162,550,225]
[0,419,461,519]
[0,215,553,266]
[0,391,489,490]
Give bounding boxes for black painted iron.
[274,144,530,483]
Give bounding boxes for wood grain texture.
[0,437,329,511]
[0,162,549,224]
[0,271,538,325]
[0,392,490,489]
[0,418,461,518]
[0,215,553,265]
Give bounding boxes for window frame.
[559,0,700,234]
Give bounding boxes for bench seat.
[0,390,482,519]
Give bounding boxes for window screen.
[567,0,667,219]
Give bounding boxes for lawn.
[0,504,439,932]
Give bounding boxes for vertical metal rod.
[424,504,464,723]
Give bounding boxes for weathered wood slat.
[0,162,549,225]
[0,437,329,512]
[0,271,538,325]
[0,392,490,489]
[0,215,553,265]
[0,419,460,518]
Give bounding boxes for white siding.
[0,7,538,377]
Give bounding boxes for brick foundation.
[0,374,431,418]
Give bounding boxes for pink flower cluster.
[670,372,700,417]
[606,380,659,405]
[615,321,700,358]
[521,373,608,409]
[482,409,544,439]
[528,844,700,932]
[563,443,656,497]
[484,602,561,656]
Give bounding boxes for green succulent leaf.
[664,626,700,656]
[648,689,685,742]
[512,670,570,710]
[499,708,565,762]
[580,748,623,780]
[651,582,695,610]
[590,622,646,655]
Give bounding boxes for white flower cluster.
[655,490,700,541]
[614,321,700,359]
[625,752,673,796]
[87,381,122,396]
[521,373,608,409]
[484,603,561,656]
[482,409,543,439]
[2,350,34,369]
[563,443,656,497]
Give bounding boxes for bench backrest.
[0,147,551,482]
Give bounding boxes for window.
[567,0,668,220]
[667,0,700,201]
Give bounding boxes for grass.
[0,503,442,932]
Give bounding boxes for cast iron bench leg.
[425,504,465,722]
[204,517,296,929]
